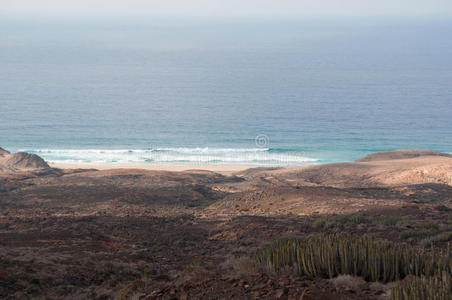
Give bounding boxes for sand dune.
[237,150,452,188]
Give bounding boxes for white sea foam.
[19,148,319,166]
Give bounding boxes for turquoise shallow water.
[1,16,451,166]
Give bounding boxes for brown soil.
[1,150,452,299]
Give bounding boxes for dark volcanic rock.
[0,147,10,157]
[356,150,452,162]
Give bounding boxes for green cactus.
[255,233,452,283]
[391,272,452,300]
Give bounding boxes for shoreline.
[51,163,256,174]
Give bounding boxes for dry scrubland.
[1,148,452,299]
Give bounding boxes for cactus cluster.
[391,273,452,300]
[255,233,452,283]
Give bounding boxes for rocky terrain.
[0,148,52,173]
[1,149,452,299]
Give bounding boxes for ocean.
[1,15,452,166]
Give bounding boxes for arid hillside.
[1,149,452,299]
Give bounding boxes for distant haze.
[2,0,452,16]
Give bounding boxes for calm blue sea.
[1,15,451,166]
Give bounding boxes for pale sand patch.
[51,163,252,175]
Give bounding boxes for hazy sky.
[2,0,452,16]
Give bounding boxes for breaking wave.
[19,148,319,166]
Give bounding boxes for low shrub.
[400,229,438,240]
[330,275,366,290]
[312,214,410,230]
[418,222,440,231]
[421,231,452,248]
[313,214,367,229]
[371,215,407,226]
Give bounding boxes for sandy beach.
[51,163,253,175]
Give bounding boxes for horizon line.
[1,10,452,19]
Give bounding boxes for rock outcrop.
[0,148,51,172]
[356,150,452,162]
[0,147,10,157]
